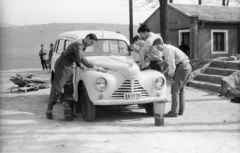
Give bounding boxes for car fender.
[139,70,167,98]
[75,70,119,103]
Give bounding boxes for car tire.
[80,83,96,122]
[144,103,154,116]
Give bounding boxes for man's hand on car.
[79,64,86,70]
[128,44,135,51]
[94,66,107,73]
[76,62,86,70]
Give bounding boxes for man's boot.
[46,111,53,120]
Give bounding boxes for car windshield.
[84,39,130,56]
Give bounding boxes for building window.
[211,30,228,54]
[213,33,224,51]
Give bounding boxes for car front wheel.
[80,83,96,121]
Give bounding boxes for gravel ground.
[0,69,239,153]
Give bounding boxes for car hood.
[87,56,140,79]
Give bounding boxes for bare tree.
[218,0,240,6]
[216,0,240,6]
[188,0,213,5]
[159,0,170,43]
[124,0,170,43]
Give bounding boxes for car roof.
[58,30,130,44]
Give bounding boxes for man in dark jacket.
[39,44,48,71]
[48,43,54,71]
[46,33,106,120]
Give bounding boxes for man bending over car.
[46,33,106,120]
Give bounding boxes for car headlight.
[94,77,107,92]
[154,76,165,90]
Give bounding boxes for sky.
[0,0,225,26]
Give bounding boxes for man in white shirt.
[129,24,163,72]
[153,38,192,117]
[129,35,150,70]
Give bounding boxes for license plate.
[124,93,141,99]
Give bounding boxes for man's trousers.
[170,61,192,114]
[47,56,73,111]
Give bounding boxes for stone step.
[225,61,240,70]
[209,61,226,69]
[204,67,237,76]
[187,80,221,93]
[209,60,240,70]
[195,74,223,85]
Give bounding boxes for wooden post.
[129,0,133,44]
[190,16,198,59]
[238,25,240,54]
[159,0,170,44]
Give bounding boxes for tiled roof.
[169,4,240,23]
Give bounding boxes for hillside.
[0,23,139,70]
[0,22,19,27]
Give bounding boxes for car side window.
[56,39,65,54]
[65,40,72,50]
[54,40,59,53]
[103,41,109,52]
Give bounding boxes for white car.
[51,30,167,121]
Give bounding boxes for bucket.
[64,109,73,122]
[63,101,73,122]
[153,100,166,126]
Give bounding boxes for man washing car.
[46,33,107,120]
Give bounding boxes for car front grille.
[111,80,149,98]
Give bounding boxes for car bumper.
[92,97,167,105]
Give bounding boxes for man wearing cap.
[46,33,107,120]
[153,38,192,117]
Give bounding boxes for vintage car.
[51,30,167,121]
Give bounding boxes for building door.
[179,30,190,57]
[182,33,190,47]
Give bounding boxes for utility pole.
[129,0,133,44]
[159,0,169,44]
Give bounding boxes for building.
[143,4,240,59]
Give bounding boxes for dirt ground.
[0,69,239,153]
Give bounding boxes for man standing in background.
[179,41,190,57]
[39,44,48,71]
[48,43,54,72]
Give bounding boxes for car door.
[51,38,75,71]
[51,38,65,72]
